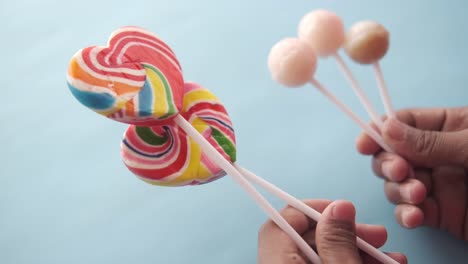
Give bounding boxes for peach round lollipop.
[268,38,398,264]
[345,21,395,117]
[298,10,383,130]
[298,10,345,57]
[268,38,317,87]
[268,38,390,151]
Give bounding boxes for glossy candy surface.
[121,82,237,186]
[67,26,184,125]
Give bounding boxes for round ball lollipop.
[268,37,398,264]
[268,38,317,87]
[121,82,237,186]
[298,10,383,129]
[344,21,394,117]
[268,37,392,152]
[298,9,345,58]
[67,26,184,126]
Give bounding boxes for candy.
[67,26,184,126]
[344,21,390,64]
[121,82,236,186]
[268,38,317,87]
[298,10,345,57]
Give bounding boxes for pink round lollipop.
[267,38,317,87]
[298,10,345,57]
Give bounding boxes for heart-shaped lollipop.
[121,82,237,186]
[67,26,184,126]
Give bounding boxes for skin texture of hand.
[356,107,468,240]
[258,200,407,264]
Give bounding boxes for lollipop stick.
[373,62,395,118]
[174,115,321,264]
[236,165,399,264]
[333,53,384,130]
[309,78,393,153]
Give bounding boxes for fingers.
[384,179,427,205]
[355,224,387,248]
[316,200,362,264]
[356,128,382,155]
[372,152,411,182]
[382,118,468,168]
[394,204,424,229]
[258,199,331,264]
[393,108,449,131]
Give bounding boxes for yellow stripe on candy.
[183,89,220,112]
[140,117,214,186]
[165,118,213,185]
[145,67,168,118]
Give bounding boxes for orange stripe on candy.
[68,58,142,95]
[125,100,135,117]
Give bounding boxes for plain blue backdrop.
[1,0,468,263]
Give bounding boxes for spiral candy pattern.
[67,26,184,125]
[121,82,237,186]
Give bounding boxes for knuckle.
[319,221,357,252]
[414,131,439,156]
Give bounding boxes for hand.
[356,107,468,240]
[258,200,406,264]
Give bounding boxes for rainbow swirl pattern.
[121,82,237,186]
[67,26,184,126]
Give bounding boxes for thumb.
[316,200,361,264]
[382,118,468,168]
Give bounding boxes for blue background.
[1,0,468,263]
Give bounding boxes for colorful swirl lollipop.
[121,82,237,186]
[67,26,184,125]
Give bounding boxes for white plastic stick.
[235,165,399,264]
[174,115,321,264]
[333,53,384,130]
[373,62,395,118]
[309,78,393,153]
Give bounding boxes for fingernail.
[331,201,355,221]
[383,118,406,141]
[382,162,392,178]
[402,208,415,228]
[403,186,413,202]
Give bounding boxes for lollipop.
[122,81,323,262]
[67,26,184,126]
[344,21,395,117]
[67,27,323,264]
[121,82,236,186]
[298,10,384,130]
[268,38,400,264]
